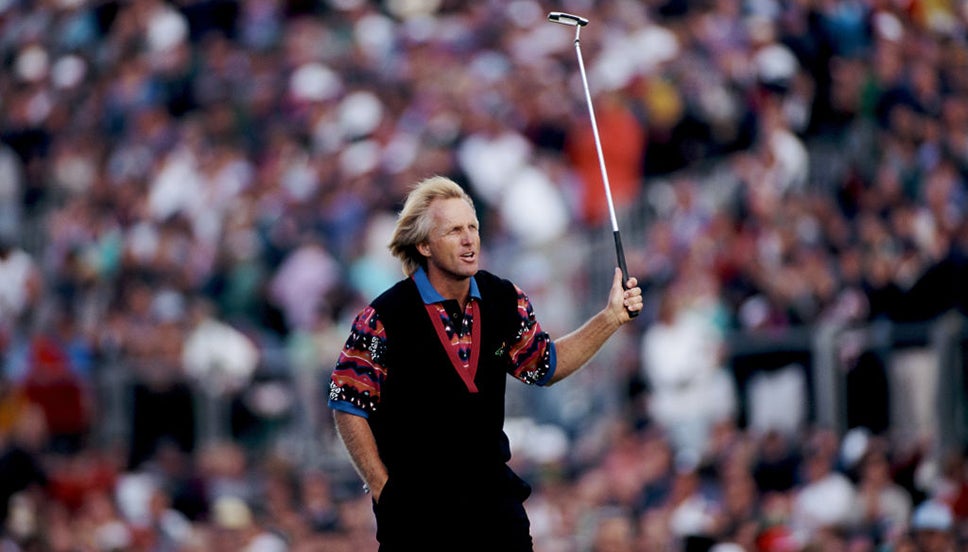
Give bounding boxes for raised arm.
[333,411,389,502]
[547,267,642,385]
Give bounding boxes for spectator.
[0,405,47,532]
[0,238,41,363]
[211,495,287,552]
[640,282,736,463]
[565,89,646,226]
[790,431,858,537]
[20,332,91,454]
[909,499,957,552]
[590,507,637,552]
[0,374,29,445]
[848,445,912,543]
[0,143,24,242]
[267,236,340,334]
[181,296,259,397]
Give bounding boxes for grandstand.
[1,0,967,550]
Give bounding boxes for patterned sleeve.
[328,306,388,418]
[507,285,556,386]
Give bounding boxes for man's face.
[915,530,954,552]
[418,197,480,282]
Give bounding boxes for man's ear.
[416,242,431,257]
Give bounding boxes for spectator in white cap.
[910,499,956,552]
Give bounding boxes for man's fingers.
[614,269,643,317]
[613,266,624,288]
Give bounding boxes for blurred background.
[1,0,968,550]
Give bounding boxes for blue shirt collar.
[412,266,481,305]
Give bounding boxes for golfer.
[328,176,643,551]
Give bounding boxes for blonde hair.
[389,176,476,276]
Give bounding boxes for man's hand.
[607,267,643,326]
[334,411,390,503]
[547,267,644,385]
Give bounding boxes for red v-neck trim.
[424,301,481,393]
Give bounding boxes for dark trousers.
[373,469,533,551]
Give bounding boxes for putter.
[548,11,638,317]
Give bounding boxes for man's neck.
[427,273,471,309]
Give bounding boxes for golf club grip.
[613,230,639,318]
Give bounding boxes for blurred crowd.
[2,0,968,550]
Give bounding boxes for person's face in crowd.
[914,528,956,552]
[418,197,480,284]
[803,451,831,482]
[859,451,892,487]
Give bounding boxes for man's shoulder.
[474,270,510,287]
[370,277,418,311]
[475,270,518,300]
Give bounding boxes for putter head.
[547,12,589,27]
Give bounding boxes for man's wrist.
[599,308,623,332]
